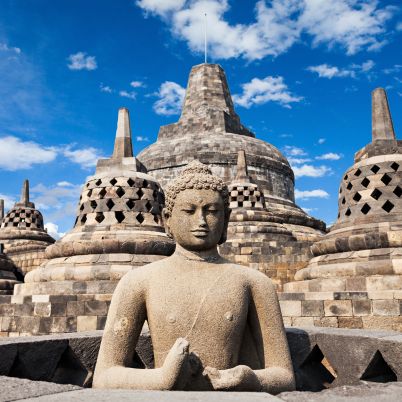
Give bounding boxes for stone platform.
[0,294,112,336]
[279,290,402,331]
[3,380,402,402]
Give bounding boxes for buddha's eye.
[181,208,195,214]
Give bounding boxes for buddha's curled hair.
[164,160,230,215]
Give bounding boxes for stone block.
[32,295,50,303]
[77,316,97,332]
[304,292,334,300]
[372,300,400,316]
[51,303,67,316]
[34,303,51,317]
[313,317,338,327]
[367,291,394,300]
[324,300,353,316]
[352,300,372,316]
[280,300,302,316]
[338,317,363,329]
[84,301,108,316]
[292,317,315,327]
[67,301,85,316]
[301,300,323,317]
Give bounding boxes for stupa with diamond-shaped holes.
[280,88,402,331]
[15,108,174,298]
[0,180,55,279]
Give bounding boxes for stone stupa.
[138,63,326,288]
[280,88,402,331]
[16,108,175,297]
[0,200,21,294]
[219,151,314,287]
[0,180,55,278]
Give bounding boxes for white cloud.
[0,194,16,210]
[318,138,326,144]
[396,21,402,31]
[31,182,81,211]
[293,164,332,178]
[130,80,144,88]
[307,64,355,79]
[0,43,21,54]
[44,222,65,240]
[136,0,186,16]
[119,90,136,100]
[233,76,302,109]
[136,136,150,142]
[299,0,394,55]
[307,59,375,79]
[383,64,402,74]
[295,188,330,200]
[67,52,97,71]
[63,146,103,169]
[153,81,186,116]
[100,83,113,93]
[316,152,343,160]
[137,0,395,60]
[57,181,74,187]
[0,136,57,171]
[283,145,307,156]
[287,157,312,165]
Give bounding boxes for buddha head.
[163,161,230,251]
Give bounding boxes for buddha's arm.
[93,271,188,390]
[248,276,296,393]
[204,275,295,393]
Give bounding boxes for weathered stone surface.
[13,109,174,302]
[282,88,402,330]
[93,162,295,393]
[0,376,80,402]
[138,63,325,290]
[0,180,54,279]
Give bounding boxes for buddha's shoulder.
[221,260,275,287]
[121,257,175,282]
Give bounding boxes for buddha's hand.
[161,338,190,390]
[203,365,261,391]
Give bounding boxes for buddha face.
[165,189,226,251]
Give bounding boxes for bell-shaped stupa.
[281,88,402,331]
[219,151,315,288]
[16,108,174,297]
[0,180,55,278]
[138,64,325,288]
[0,200,21,294]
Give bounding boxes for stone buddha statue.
[93,161,295,394]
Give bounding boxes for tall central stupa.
[138,64,326,287]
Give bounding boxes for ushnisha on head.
[163,161,230,250]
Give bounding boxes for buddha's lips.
[191,230,209,236]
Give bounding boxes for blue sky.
[0,0,401,238]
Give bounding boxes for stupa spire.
[0,199,4,221]
[112,108,133,159]
[372,88,395,141]
[235,150,251,182]
[21,180,30,206]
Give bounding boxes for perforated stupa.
[16,108,174,297]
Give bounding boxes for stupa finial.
[0,199,4,221]
[112,108,133,159]
[372,88,395,142]
[235,150,250,182]
[21,179,30,206]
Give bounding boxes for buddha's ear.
[162,208,173,239]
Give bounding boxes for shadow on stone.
[296,344,337,391]
[360,350,397,383]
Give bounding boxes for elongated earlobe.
[162,209,173,239]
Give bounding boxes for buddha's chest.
[146,270,249,360]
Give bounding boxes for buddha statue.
[93,161,295,394]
